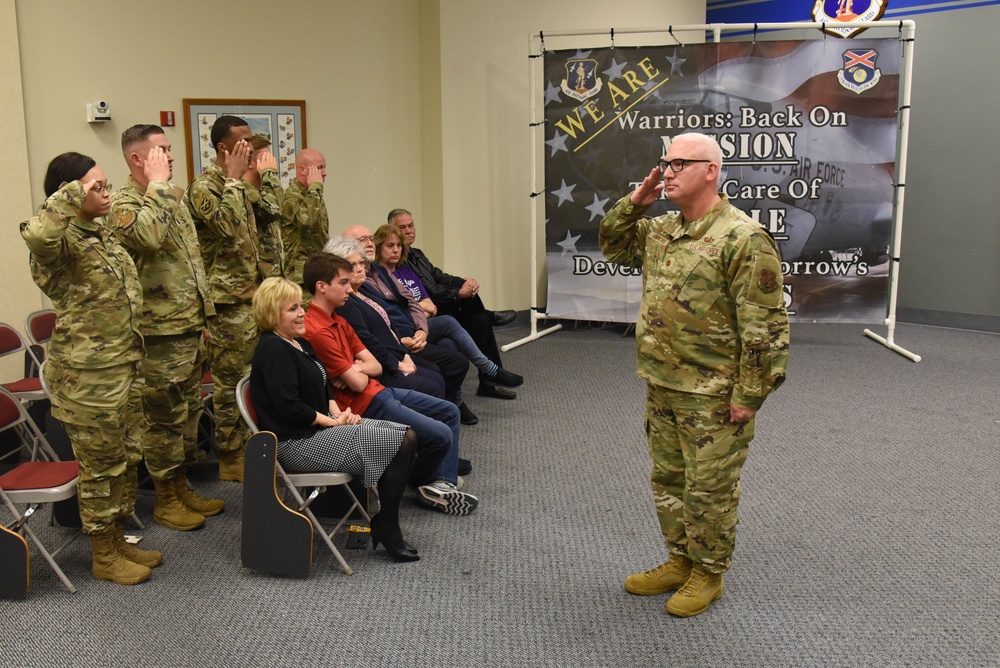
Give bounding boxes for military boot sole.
[665,581,724,617]
[624,570,690,596]
[92,565,151,586]
[153,512,206,531]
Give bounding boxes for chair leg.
[127,513,144,530]
[20,524,76,593]
[301,506,353,576]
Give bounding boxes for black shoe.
[458,458,472,476]
[489,310,516,327]
[459,402,478,425]
[489,368,523,388]
[371,533,420,563]
[476,382,516,400]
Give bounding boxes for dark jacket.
[335,294,407,374]
[249,330,329,440]
[402,246,465,306]
[359,264,418,337]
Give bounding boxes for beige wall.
[6,0,427,351]
[432,0,706,309]
[1,0,44,377]
[5,0,706,353]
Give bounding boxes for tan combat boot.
[218,450,244,483]
[175,476,225,516]
[113,521,163,568]
[624,553,693,595]
[153,477,206,531]
[665,565,724,617]
[90,528,151,585]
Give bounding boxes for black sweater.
[249,331,330,440]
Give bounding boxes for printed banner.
[543,39,900,323]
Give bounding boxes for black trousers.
[412,343,469,403]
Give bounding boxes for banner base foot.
[501,311,562,352]
[863,328,921,363]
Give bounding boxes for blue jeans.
[365,387,460,485]
[427,315,492,374]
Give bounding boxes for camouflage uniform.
[279,178,329,286]
[600,194,789,573]
[184,164,265,457]
[109,176,214,480]
[20,181,144,534]
[249,169,285,279]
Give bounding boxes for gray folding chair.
[235,375,369,576]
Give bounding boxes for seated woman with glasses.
[371,224,523,392]
[249,276,424,562]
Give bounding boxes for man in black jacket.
[388,208,519,399]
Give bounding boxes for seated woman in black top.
[249,276,426,562]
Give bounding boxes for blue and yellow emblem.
[837,49,882,94]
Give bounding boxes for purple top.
[392,265,429,301]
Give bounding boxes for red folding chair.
[0,323,46,403]
[0,387,80,593]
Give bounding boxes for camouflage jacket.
[600,195,789,410]
[248,169,284,279]
[20,181,144,368]
[109,176,214,336]
[280,179,328,285]
[183,164,263,304]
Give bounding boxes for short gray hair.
[323,235,365,260]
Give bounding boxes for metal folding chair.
[0,387,80,593]
[235,375,369,575]
[0,322,46,403]
[24,309,56,348]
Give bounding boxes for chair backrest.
[235,375,259,434]
[0,323,43,377]
[24,310,56,347]
[0,323,28,359]
[0,387,59,463]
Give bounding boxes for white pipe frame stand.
[518,21,919,362]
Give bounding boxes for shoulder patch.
[745,251,784,309]
[110,208,138,230]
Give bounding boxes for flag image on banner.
[542,39,900,323]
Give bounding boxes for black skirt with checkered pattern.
[278,418,408,488]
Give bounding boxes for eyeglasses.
[657,159,711,174]
[355,235,373,244]
[351,261,367,268]
[91,182,113,194]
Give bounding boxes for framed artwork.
[182,99,307,187]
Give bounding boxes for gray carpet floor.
[3,322,998,667]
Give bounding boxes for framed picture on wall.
[182,99,307,187]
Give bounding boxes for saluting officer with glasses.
[600,132,790,618]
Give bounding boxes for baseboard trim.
[897,307,1000,334]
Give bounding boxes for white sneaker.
[417,481,478,516]
[456,476,465,491]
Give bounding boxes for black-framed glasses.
[657,159,711,174]
[91,182,113,193]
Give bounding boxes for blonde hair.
[252,277,302,331]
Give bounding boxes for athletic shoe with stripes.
[417,482,478,516]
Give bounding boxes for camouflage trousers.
[645,384,753,574]
[139,332,206,481]
[44,360,142,534]
[206,303,257,455]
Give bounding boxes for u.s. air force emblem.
[837,49,882,94]
[560,59,603,102]
[812,0,887,38]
